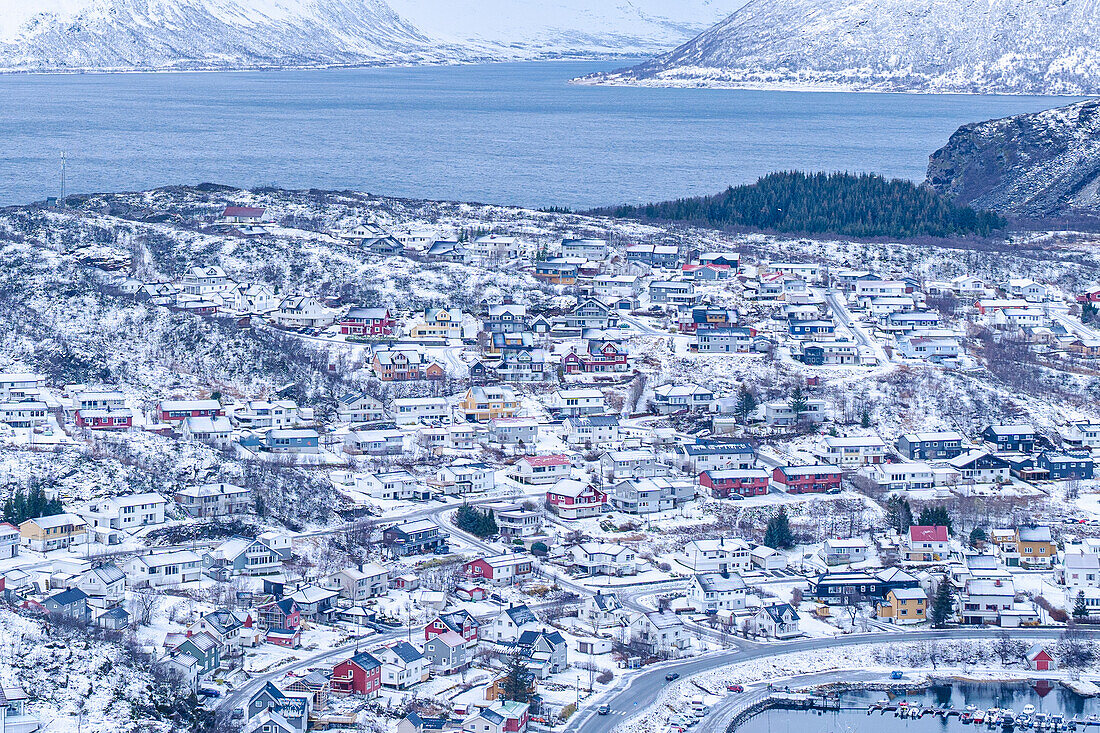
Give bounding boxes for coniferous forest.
[591,171,1006,238]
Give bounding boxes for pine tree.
[1074,590,1089,619]
[2,496,13,524]
[968,527,987,548]
[918,506,952,534]
[501,652,532,703]
[789,385,807,423]
[763,507,794,550]
[734,384,758,424]
[931,574,955,628]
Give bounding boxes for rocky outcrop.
[927,100,1100,219]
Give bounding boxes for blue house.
[896,431,966,460]
[1037,451,1094,480]
[981,424,1037,452]
[263,429,320,454]
[43,587,91,624]
[788,320,835,338]
[174,632,221,676]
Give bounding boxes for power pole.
[60,152,66,208]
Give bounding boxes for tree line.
[590,171,1006,239]
[2,485,63,525]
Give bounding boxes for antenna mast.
[60,152,67,207]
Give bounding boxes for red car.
[727,684,744,693]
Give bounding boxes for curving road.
[565,627,1099,733]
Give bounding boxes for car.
[665,672,680,681]
[197,688,221,698]
[597,705,611,715]
[727,684,744,693]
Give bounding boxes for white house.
[391,397,449,426]
[337,392,386,423]
[547,389,605,418]
[630,611,689,656]
[432,462,495,496]
[749,603,801,639]
[599,449,670,481]
[126,550,203,588]
[563,415,619,446]
[569,542,637,576]
[823,538,869,566]
[512,455,571,485]
[271,295,333,329]
[689,572,747,612]
[484,604,540,644]
[679,538,752,574]
[814,436,887,467]
[83,493,167,536]
[652,383,714,414]
[362,471,420,501]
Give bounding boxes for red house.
[331,651,382,696]
[257,598,301,630]
[1078,288,1100,304]
[562,342,629,374]
[340,307,395,337]
[424,610,479,647]
[464,555,534,585]
[699,468,771,498]
[265,627,301,648]
[75,408,133,430]
[545,481,607,520]
[159,399,222,422]
[1027,644,1055,671]
[771,465,842,494]
[222,206,266,223]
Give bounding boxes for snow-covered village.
[0,183,1097,733]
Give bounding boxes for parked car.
[665,672,680,681]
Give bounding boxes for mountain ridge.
[579,0,1100,95]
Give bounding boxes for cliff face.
[927,100,1100,219]
[579,0,1100,95]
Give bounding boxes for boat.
[1024,706,1037,716]
[976,711,987,724]
[1018,713,1032,728]
[963,712,974,724]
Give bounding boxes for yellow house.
[1017,526,1057,568]
[409,308,463,340]
[460,385,519,423]
[877,588,927,624]
[19,513,88,552]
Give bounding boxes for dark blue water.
[740,682,1098,733]
[0,61,1081,209]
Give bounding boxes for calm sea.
[0,61,1080,209]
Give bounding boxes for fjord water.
[0,61,1078,209]
[741,682,1098,733]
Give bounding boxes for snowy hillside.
[928,99,1100,218]
[580,0,1100,94]
[0,0,746,71]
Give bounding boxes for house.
[560,298,619,331]
[330,652,382,697]
[814,436,887,467]
[533,259,578,285]
[328,564,388,602]
[344,428,404,456]
[0,373,44,402]
[514,629,569,676]
[371,347,444,381]
[222,205,267,224]
[126,550,203,587]
[409,308,465,340]
[224,282,279,314]
[580,592,627,631]
[689,572,747,612]
[810,568,921,603]
[877,588,928,624]
[895,431,967,460]
[432,463,496,496]
[460,385,519,423]
[464,554,534,585]
[862,461,935,490]
[97,606,131,630]
[191,609,257,653]
[383,520,448,557]
[0,401,49,428]
[611,477,695,514]
[761,399,827,427]
[547,388,605,418]
[545,479,607,519]
[981,424,1037,452]
[491,502,542,538]
[424,631,468,673]
[337,392,386,423]
[561,238,609,260]
[232,399,300,430]
[489,417,539,447]
[339,307,396,337]
[894,334,963,365]
[649,280,697,305]
[424,610,479,648]
[174,483,252,518]
[652,383,713,414]
[679,538,752,574]
[1059,551,1100,589]
[272,295,332,329]
[569,542,636,576]
[375,641,428,689]
[1017,526,1057,568]
[959,577,1015,625]
[628,244,680,268]
[1036,451,1094,481]
[513,455,571,485]
[823,538,869,566]
[599,449,669,481]
[462,700,530,733]
[677,441,755,474]
[83,492,167,534]
[43,587,91,623]
[256,599,301,631]
[75,406,133,430]
[1027,644,1057,671]
[630,610,688,657]
[563,415,619,446]
[679,306,736,334]
[205,535,282,576]
[771,465,842,494]
[76,563,126,606]
[484,604,540,644]
[1062,420,1100,449]
[245,682,310,733]
[948,450,1010,483]
[905,525,951,563]
[362,470,420,501]
[751,545,787,571]
[0,522,18,559]
[266,627,302,648]
[19,513,88,552]
[159,398,221,423]
[485,304,529,334]
[174,631,221,676]
[180,415,233,445]
[288,585,339,621]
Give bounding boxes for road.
[822,290,889,366]
[1049,309,1100,342]
[565,627,1098,733]
[618,313,668,337]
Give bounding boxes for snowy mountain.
[0,0,745,72]
[928,100,1100,218]
[580,0,1100,94]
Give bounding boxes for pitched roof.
[909,525,949,543]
